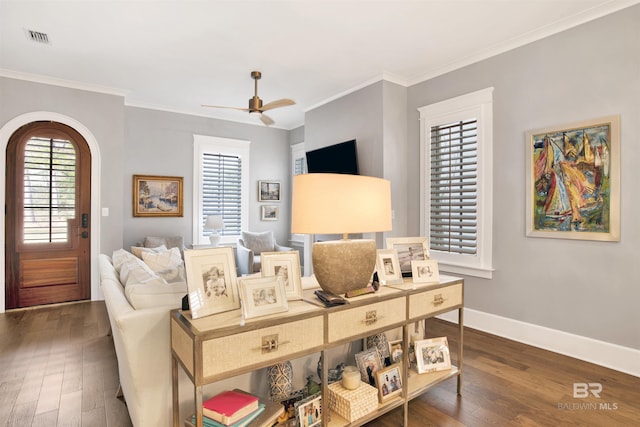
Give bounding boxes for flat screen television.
[306,139,359,175]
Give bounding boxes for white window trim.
[290,142,306,244]
[418,87,494,279]
[192,134,250,246]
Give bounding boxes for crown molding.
[0,68,129,97]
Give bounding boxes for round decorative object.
[366,332,390,359]
[341,366,361,390]
[267,361,293,400]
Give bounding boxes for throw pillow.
[242,231,275,255]
[119,256,167,288]
[142,247,186,283]
[112,249,139,273]
[131,244,167,259]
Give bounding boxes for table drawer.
[409,282,462,319]
[202,315,323,378]
[327,297,406,343]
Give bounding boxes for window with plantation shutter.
[193,135,250,246]
[290,142,306,245]
[419,88,494,279]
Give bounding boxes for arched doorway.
[5,121,92,308]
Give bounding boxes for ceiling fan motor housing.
[249,96,263,112]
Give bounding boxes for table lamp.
[292,173,392,295]
[204,215,225,246]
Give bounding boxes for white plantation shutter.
[419,87,493,279]
[202,153,242,236]
[430,119,478,255]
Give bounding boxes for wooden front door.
[5,121,91,309]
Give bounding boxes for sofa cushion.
[141,247,186,283]
[112,249,140,274]
[241,231,275,254]
[119,257,167,288]
[124,281,186,309]
[131,244,167,259]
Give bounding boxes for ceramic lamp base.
[209,233,221,247]
[312,239,377,296]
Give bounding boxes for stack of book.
[186,389,283,427]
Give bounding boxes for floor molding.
[438,308,640,378]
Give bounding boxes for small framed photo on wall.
[258,180,281,202]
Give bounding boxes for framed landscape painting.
[525,115,620,241]
[133,174,183,217]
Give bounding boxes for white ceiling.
[1,0,638,130]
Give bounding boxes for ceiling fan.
[202,71,295,126]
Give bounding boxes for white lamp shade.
[204,215,225,231]
[291,173,392,235]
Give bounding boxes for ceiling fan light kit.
[202,70,295,126]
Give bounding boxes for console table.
[171,275,463,427]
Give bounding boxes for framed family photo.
[415,337,451,374]
[411,260,440,284]
[238,275,288,319]
[258,180,281,202]
[388,339,404,364]
[132,174,183,217]
[375,363,403,402]
[386,237,429,276]
[261,251,303,300]
[355,348,385,386]
[525,115,620,242]
[295,393,321,427]
[183,247,239,319]
[375,249,403,285]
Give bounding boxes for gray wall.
[405,6,640,349]
[123,107,291,250]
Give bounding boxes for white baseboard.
[437,308,640,378]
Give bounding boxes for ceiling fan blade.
[260,98,295,112]
[260,114,275,126]
[201,104,250,112]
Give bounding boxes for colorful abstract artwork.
[526,116,620,241]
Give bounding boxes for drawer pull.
[362,310,383,326]
[432,293,446,306]
[258,334,290,353]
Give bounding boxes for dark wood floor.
[0,301,638,427]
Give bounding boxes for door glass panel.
[23,137,76,243]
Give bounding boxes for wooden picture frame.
[261,251,303,300]
[375,249,403,285]
[260,205,279,221]
[355,348,385,386]
[375,363,403,402]
[415,337,451,374]
[385,237,429,276]
[411,260,440,284]
[132,174,183,217]
[525,115,620,241]
[295,392,321,427]
[238,275,289,319]
[183,247,239,319]
[258,180,281,202]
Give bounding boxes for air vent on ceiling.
[24,29,50,44]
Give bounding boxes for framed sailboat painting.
[525,115,620,241]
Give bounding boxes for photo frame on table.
[355,348,385,386]
[411,260,440,284]
[375,363,403,402]
[415,337,451,374]
[385,237,429,276]
[261,251,303,300]
[258,180,281,202]
[261,205,279,221]
[238,275,289,319]
[525,115,620,242]
[375,249,403,285]
[295,392,321,427]
[388,339,404,364]
[183,247,239,319]
[132,174,183,217]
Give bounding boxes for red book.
[202,390,260,425]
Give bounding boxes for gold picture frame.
[132,174,183,217]
[525,115,620,241]
[183,247,239,319]
[375,363,403,403]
